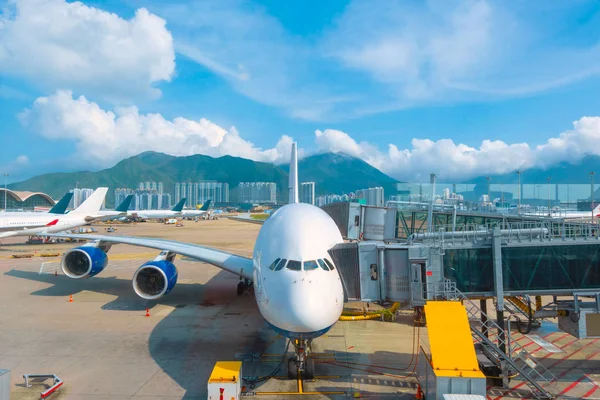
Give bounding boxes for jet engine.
[132,260,178,300]
[61,246,108,278]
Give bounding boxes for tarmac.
[0,219,598,399]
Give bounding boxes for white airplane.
[523,204,600,219]
[0,188,108,239]
[127,198,187,220]
[95,195,134,221]
[180,200,211,218]
[46,143,344,379]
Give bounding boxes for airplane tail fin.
[172,198,186,212]
[115,195,134,212]
[594,203,600,215]
[289,142,298,204]
[49,192,73,214]
[70,187,108,216]
[199,199,211,211]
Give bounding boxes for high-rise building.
[151,181,157,191]
[69,188,95,208]
[175,181,230,206]
[138,182,145,191]
[158,182,164,194]
[355,187,384,207]
[300,182,315,205]
[238,182,277,204]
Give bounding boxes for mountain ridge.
[8,151,399,206]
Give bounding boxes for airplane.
[127,198,187,220]
[45,143,344,379]
[523,204,600,219]
[0,187,108,239]
[0,192,73,216]
[95,195,134,221]
[180,200,211,218]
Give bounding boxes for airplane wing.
[46,233,254,280]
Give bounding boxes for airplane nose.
[283,280,341,333]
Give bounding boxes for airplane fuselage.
[250,202,344,340]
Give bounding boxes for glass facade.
[443,248,494,293]
[0,190,55,211]
[443,244,600,293]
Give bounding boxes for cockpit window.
[324,258,336,270]
[274,259,287,271]
[269,258,281,270]
[304,260,319,271]
[286,260,302,271]
[317,259,329,271]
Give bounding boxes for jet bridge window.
[269,258,282,270]
[274,259,287,271]
[304,260,319,271]
[286,260,302,271]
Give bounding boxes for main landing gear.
[237,279,252,295]
[288,339,315,379]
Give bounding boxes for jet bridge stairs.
[429,279,557,399]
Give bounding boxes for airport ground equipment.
[208,361,242,400]
[0,369,9,400]
[417,301,486,399]
[23,374,63,399]
[430,280,556,399]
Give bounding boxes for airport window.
[269,258,281,270]
[286,260,302,271]
[324,259,336,270]
[304,260,319,271]
[274,259,287,271]
[317,259,329,271]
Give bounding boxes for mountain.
[467,155,600,184]
[296,153,398,196]
[8,151,398,206]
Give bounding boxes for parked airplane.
[46,143,343,379]
[127,198,187,220]
[95,195,134,221]
[0,188,108,239]
[524,204,600,219]
[0,192,73,216]
[180,200,211,218]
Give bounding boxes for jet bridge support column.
[492,227,509,387]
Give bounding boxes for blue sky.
[1,0,600,183]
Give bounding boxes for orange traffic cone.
[68,294,73,303]
[145,308,150,317]
[415,384,423,399]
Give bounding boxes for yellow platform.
[423,301,485,379]
[208,361,242,383]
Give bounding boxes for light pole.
[591,172,595,224]
[516,170,522,213]
[547,177,551,216]
[3,173,8,211]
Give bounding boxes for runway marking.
[527,335,563,353]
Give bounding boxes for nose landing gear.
[237,279,252,295]
[287,339,315,379]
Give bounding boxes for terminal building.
[0,189,56,211]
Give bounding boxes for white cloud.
[0,0,175,100]
[15,155,28,165]
[19,91,600,182]
[19,90,293,167]
[314,118,600,181]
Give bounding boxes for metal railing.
[409,219,600,245]
[421,279,557,399]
